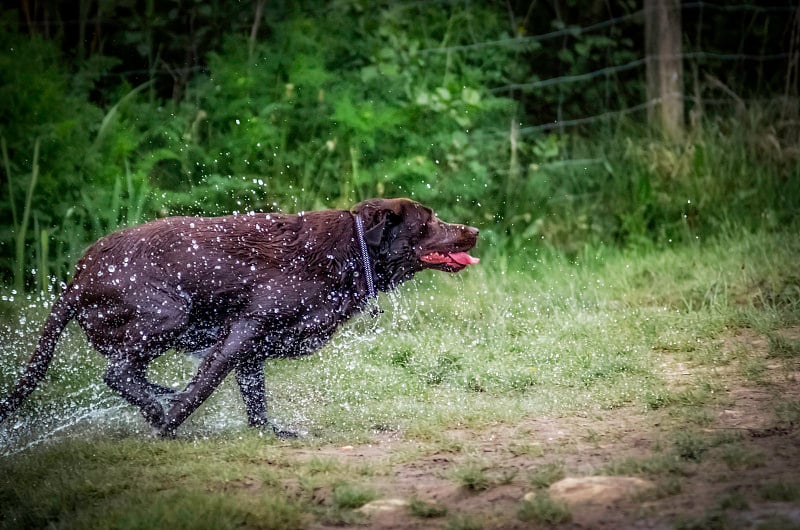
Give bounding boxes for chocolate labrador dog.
[0,198,479,437]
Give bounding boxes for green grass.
[767,334,800,359]
[453,462,491,492]
[331,482,376,509]
[1,227,799,528]
[0,437,307,530]
[517,493,572,525]
[529,462,566,489]
[604,453,688,478]
[718,443,766,470]
[758,481,800,502]
[408,497,448,518]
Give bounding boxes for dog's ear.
[364,218,386,247]
[351,198,411,247]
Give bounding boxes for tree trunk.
[249,0,267,61]
[645,0,683,140]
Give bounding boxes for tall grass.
[2,137,40,294]
[494,105,800,256]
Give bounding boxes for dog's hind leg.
[104,356,166,429]
[156,319,263,437]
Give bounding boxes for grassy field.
[1,227,799,529]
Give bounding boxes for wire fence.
[456,2,797,136]
[418,2,795,54]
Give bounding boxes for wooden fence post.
[645,0,684,140]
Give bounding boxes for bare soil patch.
[288,327,800,529]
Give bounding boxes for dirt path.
[289,328,800,529]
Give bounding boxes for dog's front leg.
[235,357,299,438]
[235,357,269,427]
[156,319,260,437]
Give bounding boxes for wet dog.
[0,198,479,437]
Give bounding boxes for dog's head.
[351,198,479,290]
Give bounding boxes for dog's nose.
[461,225,479,238]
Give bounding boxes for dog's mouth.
[420,251,480,272]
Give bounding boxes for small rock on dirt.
[544,476,656,506]
[357,498,409,515]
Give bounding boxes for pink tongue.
[420,252,480,265]
[450,252,480,265]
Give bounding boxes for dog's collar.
[354,215,382,316]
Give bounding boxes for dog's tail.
[0,292,78,423]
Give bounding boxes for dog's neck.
[353,215,382,316]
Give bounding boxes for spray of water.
[0,277,448,454]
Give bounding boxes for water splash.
[1,401,128,457]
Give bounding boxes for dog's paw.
[273,428,300,439]
[249,418,301,438]
[141,402,166,428]
[152,425,177,439]
[270,423,303,439]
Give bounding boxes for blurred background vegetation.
[0,0,798,292]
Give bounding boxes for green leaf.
[461,87,481,106]
[435,87,452,101]
[360,65,379,83]
[90,80,153,154]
